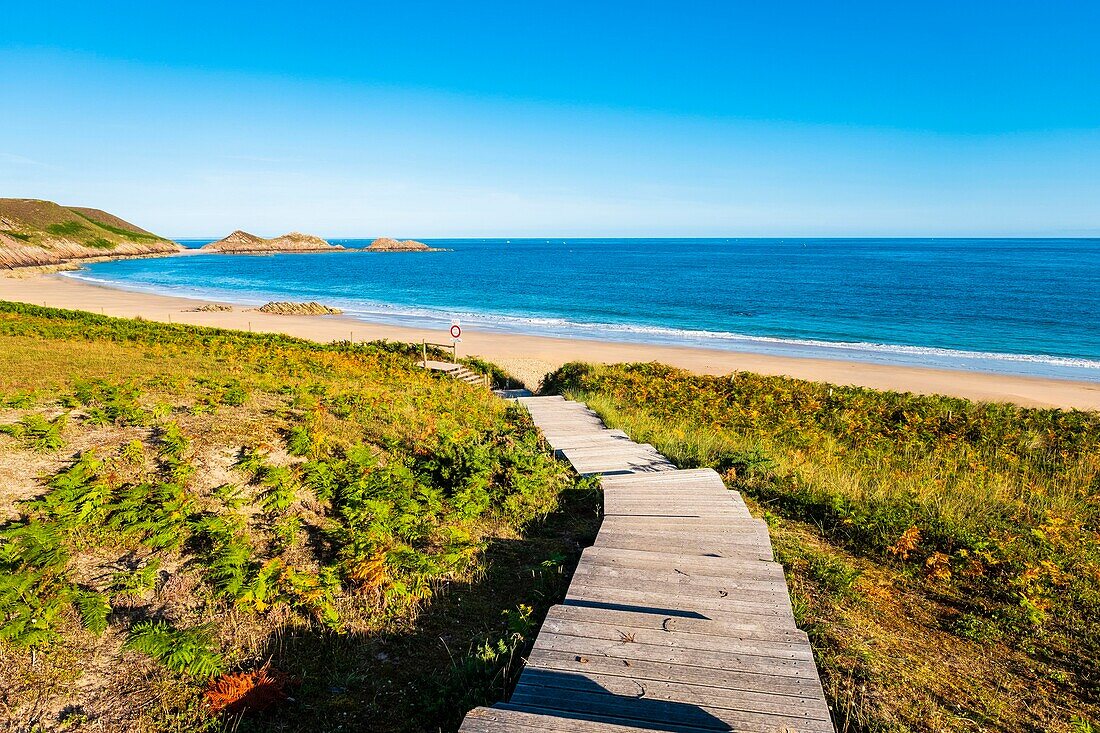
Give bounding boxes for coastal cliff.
[364,237,444,252]
[201,230,343,253]
[0,198,182,269]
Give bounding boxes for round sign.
[450,324,462,339]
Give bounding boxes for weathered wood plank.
[530,632,818,680]
[538,617,812,661]
[509,685,834,733]
[525,646,826,701]
[545,604,806,642]
[564,586,795,622]
[460,704,720,732]
[515,667,832,719]
[577,547,785,578]
[571,563,790,595]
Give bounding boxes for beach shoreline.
[2,272,1099,411]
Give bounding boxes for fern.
[234,446,268,475]
[110,558,161,597]
[124,620,223,678]
[193,516,255,600]
[285,425,313,457]
[158,422,189,460]
[119,439,146,467]
[72,590,110,635]
[106,482,194,550]
[0,520,69,569]
[1,414,66,452]
[258,466,298,514]
[26,452,111,531]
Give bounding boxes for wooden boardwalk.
[459,396,835,732]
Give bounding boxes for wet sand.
[2,273,1099,410]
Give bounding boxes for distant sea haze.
[66,238,1100,382]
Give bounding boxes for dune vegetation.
[544,362,1099,732]
[0,302,599,732]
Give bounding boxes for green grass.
[0,302,595,731]
[73,210,163,242]
[45,221,87,237]
[545,361,1100,732]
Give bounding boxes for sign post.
[450,319,462,361]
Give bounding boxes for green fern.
[285,425,314,456]
[1,414,66,452]
[258,466,298,514]
[120,439,147,466]
[158,422,189,460]
[25,452,110,531]
[106,482,195,550]
[110,558,161,597]
[124,620,223,678]
[72,590,110,635]
[234,445,268,475]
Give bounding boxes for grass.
[72,210,163,242]
[0,302,598,731]
[46,221,87,237]
[544,361,1100,732]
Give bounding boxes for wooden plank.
[546,605,807,643]
[530,632,817,680]
[567,577,794,613]
[594,530,774,554]
[524,648,826,702]
[599,517,767,532]
[571,563,790,595]
[460,705,718,732]
[509,685,834,733]
[515,667,832,719]
[564,586,794,622]
[600,468,724,485]
[575,554,785,581]
[497,703,731,733]
[538,616,812,661]
[578,547,784,575]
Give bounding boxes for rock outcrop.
[254,301,343,315]
[201,231,342,253]
[364,237,444,252]
[0,198,182,269]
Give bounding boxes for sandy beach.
[2,272,1099,411]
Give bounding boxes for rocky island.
[364,237,446,252]
[0,198,182,269]
[200,230,344,253]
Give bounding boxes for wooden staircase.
[458,395,835,733]
[421,359,489,387]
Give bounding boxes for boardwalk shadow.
[561,597,709,619]
[512,668,732,731]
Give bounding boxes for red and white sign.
[450,320,462,340]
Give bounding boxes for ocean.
[65,238,1100,382]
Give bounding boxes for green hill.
[0,198,182,268]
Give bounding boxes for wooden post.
[421,340,428,368]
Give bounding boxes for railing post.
[421,340,427,368]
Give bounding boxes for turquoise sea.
[66,238,1100,381]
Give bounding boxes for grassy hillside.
[0,303,597,732]
[0,199,181,267]
[544,362,1099,732]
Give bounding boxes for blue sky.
[2,1,1099,237]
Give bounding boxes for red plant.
[204,663,290,716]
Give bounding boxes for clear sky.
[2,1,1099,237]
